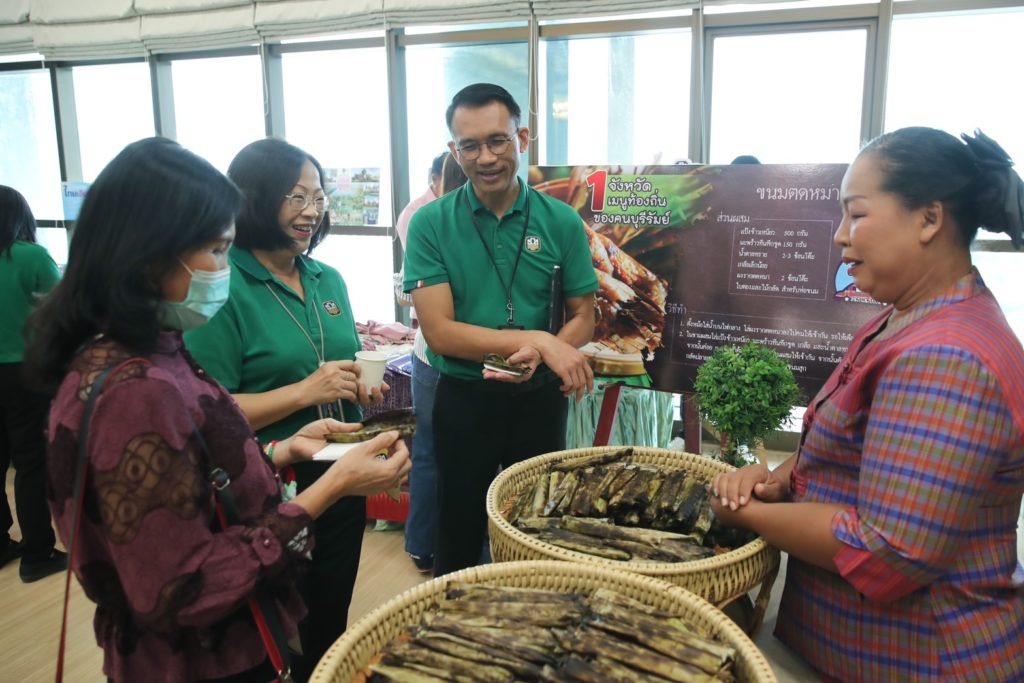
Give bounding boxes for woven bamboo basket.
[486,446,781,633]
[311,560,777,683]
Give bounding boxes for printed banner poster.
[529,164,883,397]
[61,181,90,221]
[323,167,380,226]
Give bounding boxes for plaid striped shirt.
[777,270,1024,682]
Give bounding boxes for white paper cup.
[354,350,387,390]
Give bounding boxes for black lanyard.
[465,185,531,328]
[263,280,342,420]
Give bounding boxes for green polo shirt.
[0,241,61,363]
[403,178,598,380]
[185,247,362,443]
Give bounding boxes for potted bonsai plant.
[693,341,802,467]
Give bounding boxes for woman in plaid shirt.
[712,127,1024,682]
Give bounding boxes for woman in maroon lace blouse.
[24,138,410,683]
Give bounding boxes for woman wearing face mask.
[185,138,384,677]
[24,137,410,683]
[710,128,1024,682]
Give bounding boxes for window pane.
[73,62,155,181]
[0,53,44,63]
[709,29,866,164]
[539,31,691,165]
[886,8,1024,164]
[974,252,1024,343]
[36,227,69,269]
[282,47,392,226]
[404,42,528,195]
[314,234,396,324]
[171,55,265,172]
[0,69,61,218]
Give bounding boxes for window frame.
[538,16,694,167]
[701,17,878,164]
[1,0,1020,327]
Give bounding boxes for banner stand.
[590,383,623,447]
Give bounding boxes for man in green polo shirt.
[404,83,598,577]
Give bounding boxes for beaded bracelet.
[265,440,297,502]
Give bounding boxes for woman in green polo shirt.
[185,138,383,677]
[0,185,66,583]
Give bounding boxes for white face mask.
[160,260,231,331]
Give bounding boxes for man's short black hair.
[445,83,521,132]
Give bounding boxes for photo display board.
[323,167,381,226]
[529,164,884,396]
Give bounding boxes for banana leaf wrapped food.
[482,353,530,376]
[358,582,738,683]
[506,447,732,560]
[324,408,416,443]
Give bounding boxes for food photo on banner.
[529,164,882,396]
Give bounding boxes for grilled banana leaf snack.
[506,448,733,559]
[482,352,530,376]
[357,583,738,682]
[324,408,416,443]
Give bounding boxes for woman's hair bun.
[961,129,1024,249]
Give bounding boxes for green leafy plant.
[693,342,802,467]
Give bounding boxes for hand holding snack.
[316,409,415,500]
[273,418,362,467]
[322,408,415,443]
[324,431,410,500]
[481,349,539,383]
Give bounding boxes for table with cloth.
[363,359,676,521]
[566,376,676,449]
[360,353,415,522]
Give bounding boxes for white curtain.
[0,0,31,23]
[0,0,32,55]
[142,4,258,53]
[0,0,815,60]
[382,0,531,27]
[254,0,386,40]
[30,0,136,23]
[134,0,251,11]
[29,0,142,58]
[32,18,144,59]
[530,1,698,20]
